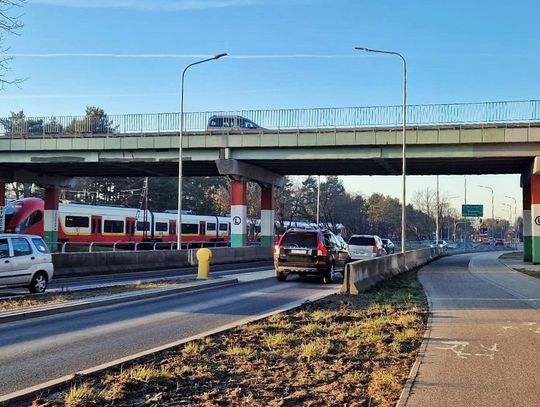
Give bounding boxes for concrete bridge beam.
[215,159,284,188]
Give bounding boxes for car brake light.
[317,242,328,257]
[373,245,378,253]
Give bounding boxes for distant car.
[495,238,505,246]
[430,240,448,251]
[0,234,54,293]
[206,115,265,133]
[347,234,386,260]
[381,238,395,254]
[273,228,349,284]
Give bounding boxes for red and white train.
[3,198,232,244]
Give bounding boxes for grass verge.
[0,279,193,312]
[30,271,428,407]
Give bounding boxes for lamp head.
[355,47,370,52]
[214,53,228,60]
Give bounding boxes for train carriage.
[3,198,231,245]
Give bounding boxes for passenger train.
[3,198,231,244]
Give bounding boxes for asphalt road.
[407,253,540,406]
[0,261,273,298]
[0,269,338,396]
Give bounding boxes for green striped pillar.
[230,180,247,247]
[260,186,274,247]
[523,179,532,261]
[531,175,540,263]
[44,188,60,250]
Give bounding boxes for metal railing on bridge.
[2,99,540,137]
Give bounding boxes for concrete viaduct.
[1,99,540,261]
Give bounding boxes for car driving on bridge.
[206,115,265,133]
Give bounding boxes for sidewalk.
[499,251,540,280]
[405,252,540,407]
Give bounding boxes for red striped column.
[531,175,540,263]
[44,188,60,249]
[260,186,274,247]
[0,182,5,232]
[523,178,531,261]
[230,180,247,247]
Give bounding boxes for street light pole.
[478,185,494,232]
[505,195,517,243]
[177,53,227,250]
[502,203,512,241]
[436,176,439,243]
[356,46,407,253]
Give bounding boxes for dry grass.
[31,271,428,407]
[0,278,193,312]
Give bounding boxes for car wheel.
[29,271,48,293]
[322,263,336,284]
[276,272,287,282]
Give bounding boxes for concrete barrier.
[52,246,273,278]
[189,246,273,266]
[341,247,441,295]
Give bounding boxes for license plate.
[290,249,307,255]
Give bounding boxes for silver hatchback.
[0,234,54,293]
[347,234,387,260]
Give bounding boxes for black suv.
[274,229,350,283]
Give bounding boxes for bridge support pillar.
[260,186,274,247]
[44,188,60,248]
[0,182,5,233]
[523,178,532,262]
[230,180,247,247]
[530,175,540,263]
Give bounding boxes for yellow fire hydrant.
[196,248,213,279]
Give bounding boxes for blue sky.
[2,0,537,219]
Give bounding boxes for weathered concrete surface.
[52,246,273,278]
[190,246,272,266]
[341,247,440,295]
[405,253,540,407]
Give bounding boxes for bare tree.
[0,0,25,89]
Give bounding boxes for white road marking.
[480,344,499,352]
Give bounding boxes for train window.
[12,238,32,257]
[219,223,228,232]
[136,221,150,231]
[181,223,198,234]
[104,220,125,233]
[155,222,168,232]
[207,222,216,231]
[65,215,89,228]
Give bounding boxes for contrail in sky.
[12,53,356,59]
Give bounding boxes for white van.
[0,234,54,293]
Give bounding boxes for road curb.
[0,288,338,406]
[0,278,238,325]
[396,278,434,407]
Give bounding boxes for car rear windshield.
[281,232,318,248]
[348,236,375,246]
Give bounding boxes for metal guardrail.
[3,100,540,137]
[46,240,230,253]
